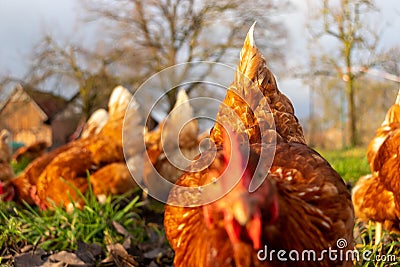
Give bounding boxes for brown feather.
[210,24,305,147]
[352,174,400,232]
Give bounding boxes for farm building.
[0,84,81,148]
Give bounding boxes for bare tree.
[381,46,400,77]
[1,0,290,117]
[37,37,127,117]
[1,36,121,118]
[83,0,290,109]
[355,77,399,142]
[307,0,388,147]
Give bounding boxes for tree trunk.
[346,77,358,147]
[344,32,358,148]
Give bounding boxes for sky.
[0,0,399,120]
[0,0,77,75]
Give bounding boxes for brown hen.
[352,89,400,243]
[164,24,354,267]
[6,86,139,209]
[142,89,205,200]
[0,130,14,183]
[12,140,49,165]
[0,130,14,201]
[81,108,109,139]
[366,89,400,191]
[352,174,400,234]
[90,162,137,203]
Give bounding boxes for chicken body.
[164,24,354,266]
[366,95,400,195]
[142,89,205,200]
[166,142,353,267]
[91,162,137,198]
[12,140,49,164]
[10,141,76,205]
[0,130,14,182]
[81,108,109,138]
[8,86,139,209]
[352,174,400,232]
[352,90,400,235]
[7,85,201,209]
[0,130,14,201]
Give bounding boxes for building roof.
[0,84,69,122]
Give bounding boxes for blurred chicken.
[352,174,400,234]
[0,130,14,201]
[165,24,354,266]
[10,141,77,205]
[352,89,400,244]
[367,89,400,178]
[142,89,208,200]
[12,140,49,165]
[90,162,137,203]
[81,108,109,139]
[5,86,140,210]
[0,130,14,182]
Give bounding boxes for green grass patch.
[354,221,400,266]
[317,148,400,265]
[10,157,31,176]
[317,147,370,184]
[0,184,149,253]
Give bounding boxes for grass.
[0,177,170,265]
[10,157,31,176]
[2,148,399,266]
[318,147,400,266]
[0,187,144,252]
[317,147,370,184]
[354,221,400,266]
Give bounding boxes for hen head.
[202,130,279,250]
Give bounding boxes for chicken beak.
[232,194,252,226]
[225,194,262,250]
